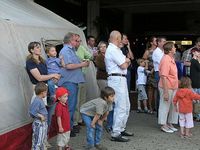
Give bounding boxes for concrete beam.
[101,1,200,13]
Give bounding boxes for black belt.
[108,73,126,77]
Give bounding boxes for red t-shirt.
[55,102,70,132]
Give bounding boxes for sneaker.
[95,144,108,150]
[72,127,80,133]
[45,141,52,148]
[70,131,76,137]
[73,125,81,131]
[78,122,85,126]
[136,109,143,113]
[105,127,112,133]
[111,134,130,142]
[121,130,134,136]
[161,127,174,133]
[168,126,178,132]
[144,109,149,113]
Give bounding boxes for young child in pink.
[173,76,200,138]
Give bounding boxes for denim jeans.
[106,103,114,130]
[81,113,103,146]
[62,82,78,129]
[193,88,200,120]
[47,79,57,128]
[154,71,160,116]
[47,79,57,98]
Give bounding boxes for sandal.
[65,146,73,150]
[185,133,192,138]
[179,133,185,138]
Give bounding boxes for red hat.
[55,87,69,102]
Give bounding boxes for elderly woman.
[158,42,179,133]
[95,41,108,90]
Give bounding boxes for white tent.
[0,0,99,148]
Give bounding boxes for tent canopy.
[0,0,99,135]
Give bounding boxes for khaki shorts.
[57,131,70,147]
[137,84,147,101]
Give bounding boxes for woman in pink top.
[158,42,179,133]
[173,77,200,138]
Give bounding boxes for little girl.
[173,76,200,138]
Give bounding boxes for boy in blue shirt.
[29,82,48,150]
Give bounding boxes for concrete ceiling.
[64,0,200,13]
[100,0,200,13]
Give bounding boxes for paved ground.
[49,111,200,150]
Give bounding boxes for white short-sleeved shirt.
[136,66,148,85]
[152,47,164,71]
[105,43,127,75]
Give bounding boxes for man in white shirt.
[105,30,133,142]
[152,37,166,114]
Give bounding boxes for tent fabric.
[0,0,100,139]
[0,123,32,150]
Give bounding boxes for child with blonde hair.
[45,45,65,127]
[173,76,200,138]
[136,58,151,113]
[45,45,65,103]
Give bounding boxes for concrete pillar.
[87,0,99,37]
[123,12,132,33]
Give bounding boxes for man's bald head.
[109,30,122,47]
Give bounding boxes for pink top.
[159,54,178,89]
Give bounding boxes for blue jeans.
[106,103,114,130]
[62,82,78,129]
[48,79,57,98]
[81,113,103,146]
[193,88,200,120]
[47,79,57,128]
[154,71,160,116]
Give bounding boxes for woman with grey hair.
[95,41,108,91]
[158,42,178,133]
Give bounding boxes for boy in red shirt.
[55,87,72,150]
[173,77,200,138]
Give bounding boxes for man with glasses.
[58,32,89,137]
